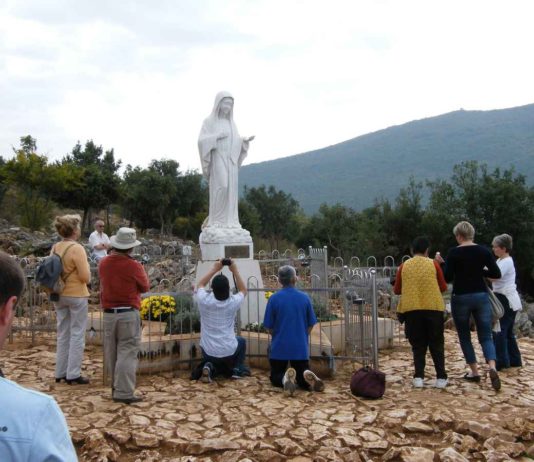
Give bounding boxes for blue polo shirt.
[0,377,77,462]
[263,286,317,360]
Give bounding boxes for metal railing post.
[371,269,379,368]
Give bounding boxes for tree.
[61,140,121,230]
[425,161,534,292]
[297,204,359,259]
[242,185,303,250]
[2,137,81,230]
[121,160,201,235]
[382,178,425,256]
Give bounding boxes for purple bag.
[350,366,386,399]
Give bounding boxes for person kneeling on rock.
[192,258,250,382]
[263,265,325,396]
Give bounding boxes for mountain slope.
[240,104,534,213]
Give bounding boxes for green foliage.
[122,161,208,235]
[59,140,121,230]
[310,295,338,322]
[298,204,358,258]
[238,199,261,237]
[242,185,303,250]
[2,137,82,230]
[164,294,200,335]
[173,212,207,241]
[244,322,267,333]
[424,161,534,292]
[297,161,534,293]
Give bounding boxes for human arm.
[263,298,275,336]
[393,264,404,295]
[133,261,150,293]
[483,248,501,279]
[229,260,247,296]
[73,245,91,284]
[88,232,106,250]
[196,260,224,289]
[442,249,454,283]
[488,258,511,282]
[28,399,77,462]
[434,261,448,292]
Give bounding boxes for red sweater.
[98,253,150,309]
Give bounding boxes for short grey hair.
[492,233,513,252]
[278,265,296,286]
[453,221,475,241]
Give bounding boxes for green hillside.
[240,104,534,213]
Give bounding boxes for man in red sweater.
[99,228,149,404]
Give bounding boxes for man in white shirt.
[0,252,77,461]
[192,258,250,381]
[88,219,111,261]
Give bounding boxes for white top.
[194,287,244,357]
[493,256,522,311]
[88,230,110,260]
[0,377,77,461]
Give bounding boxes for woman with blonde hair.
[436,221,502,390]
[52,214,91,384]
[490,233,523,370]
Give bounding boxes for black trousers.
[404,310,447,379]
[269,359,310,390]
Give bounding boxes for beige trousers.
[103,309,141,399]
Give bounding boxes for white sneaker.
[412,377,424,388]
[282,367,297,396]
[303,369,325,392]
[434,378,448,389]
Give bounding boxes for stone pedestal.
[199,226,253,260]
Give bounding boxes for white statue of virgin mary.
[198,91,254,243]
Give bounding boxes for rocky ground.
[2,330,534,462]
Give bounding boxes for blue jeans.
[451,292,496,364]
[192,336,247,379]
[493,294,522,369]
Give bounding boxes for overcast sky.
[2,0,533,172]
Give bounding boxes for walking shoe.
[66,376,90,385]
[303,369,325,392]
[201,362,213,383]
[239,365,251,377]
[434,378,448,389]
[231,368,244,379]
[463,372,481,383]
[282,367,297,396]
[489,368,501,391]
[113,396,143,405]
[412,377,424,388]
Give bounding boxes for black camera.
[221,258,232,266]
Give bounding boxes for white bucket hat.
[110,227,141,250]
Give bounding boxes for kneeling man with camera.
[192,258,250,382]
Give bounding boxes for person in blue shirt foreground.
[0,251,77,461]
[263,265,325,396]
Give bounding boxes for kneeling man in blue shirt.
[263,265,325,396]
[0,252,77,461]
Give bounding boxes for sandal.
[463,373,481,383]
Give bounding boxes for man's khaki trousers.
[103,309,141,399]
